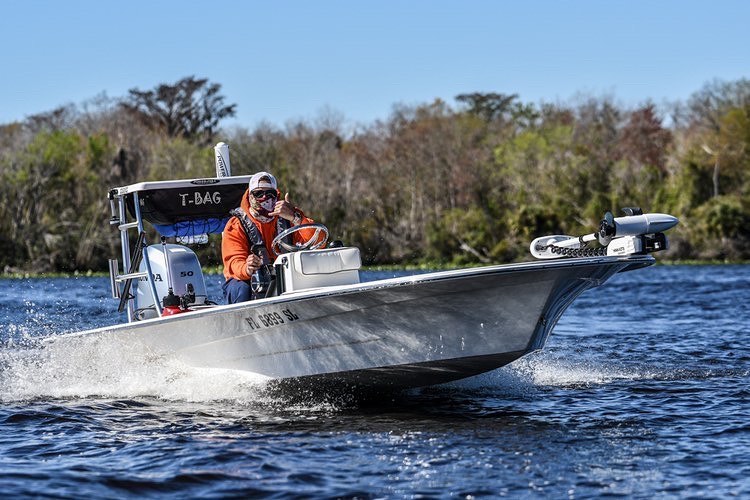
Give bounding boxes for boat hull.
[51,256,653,390]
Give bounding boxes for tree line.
[1,76,749,273]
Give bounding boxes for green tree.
[121,76,236,146]
[689,195,750,260]
[5,131,84,270]
[679,78,750,132]
[456,92,519,122]
[611,103,672,208]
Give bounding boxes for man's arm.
[291,212,320,245]
[270,193,323,246]
[222,221,254,281]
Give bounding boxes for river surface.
[1,265,748,498]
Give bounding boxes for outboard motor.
[134,243,209,320]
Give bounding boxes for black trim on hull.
[269,349,528,394]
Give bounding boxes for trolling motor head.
[531,208,679,259]
[597,211,616,245]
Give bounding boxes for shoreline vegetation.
[1,76,749,274]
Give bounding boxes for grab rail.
[117,231,146,313]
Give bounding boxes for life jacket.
[228,208,293,264]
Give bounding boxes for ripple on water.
[0,268,748,497]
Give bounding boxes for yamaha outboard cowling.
[134,244,208,320]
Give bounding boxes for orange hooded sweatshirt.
[222,189,315,281]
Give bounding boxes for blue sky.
[1,0,747,129]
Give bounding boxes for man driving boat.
[221,171,316,303]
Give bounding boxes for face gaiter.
[249,192,277,223]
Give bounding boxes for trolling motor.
[530,208,679,259]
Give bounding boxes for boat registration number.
[245,308,300,330]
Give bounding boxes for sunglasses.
[251,189,277,199]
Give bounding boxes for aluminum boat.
[49,146,679,392]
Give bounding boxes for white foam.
[509,353,659,387]
[437,352,662,394]
[439,365,538,396]
[0,334,272,403]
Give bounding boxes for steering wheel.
[272,223,329,254]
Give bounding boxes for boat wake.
[509,355,657,386]
[0,335,272,404]
[444,350,746,395]
[4,333,739,405]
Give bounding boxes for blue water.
[1,266,749,497]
